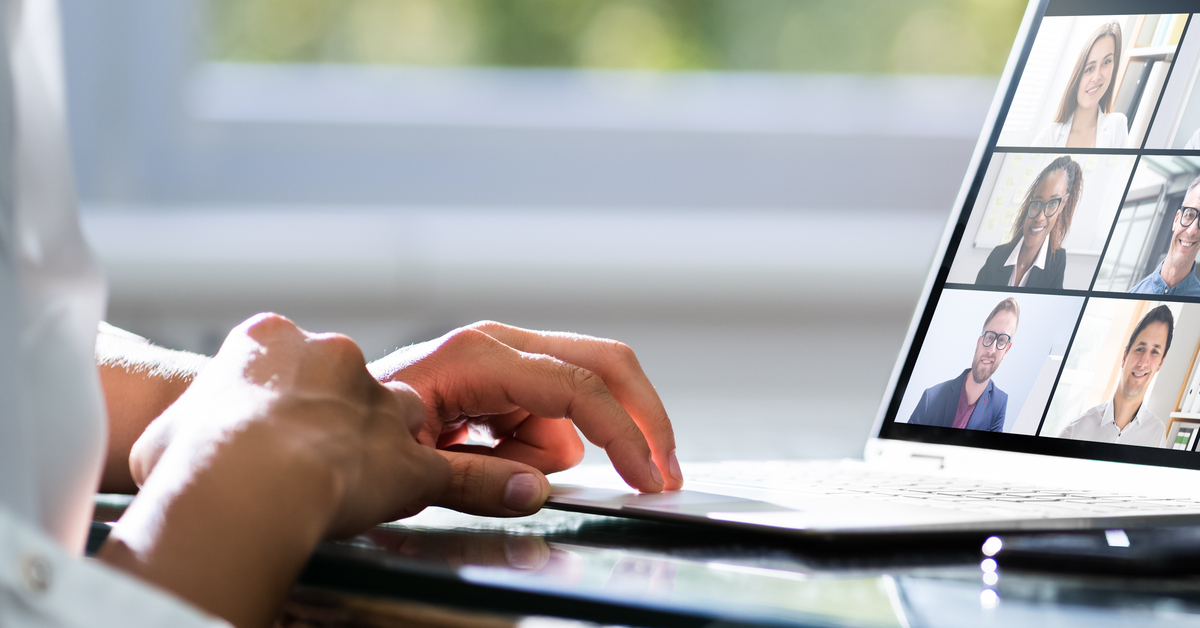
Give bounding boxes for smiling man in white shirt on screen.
[1059,305,1173,448]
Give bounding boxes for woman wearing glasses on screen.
[1032,22,1128,149]
[975,156,1082,290]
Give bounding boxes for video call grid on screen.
[878,0,1200,470]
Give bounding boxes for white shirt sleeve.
[0,508,229,628]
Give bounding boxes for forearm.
[98,429,336,628]
[97,325,210,493]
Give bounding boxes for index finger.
[434,329,665,493]
[466,322,682,489]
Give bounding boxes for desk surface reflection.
[293,506,1200,628]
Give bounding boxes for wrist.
[100,428,340,628]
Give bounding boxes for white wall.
[895,289,1085,433]
[946,152,1135,288]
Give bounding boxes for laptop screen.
[880,0,1200,468]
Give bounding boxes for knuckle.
[606,341,640,371]
[394,386,427,418]
[315,332,365,364]
[441,327,494,352]
[465,320,503,333]
[389,380,423,404]
[241,312,297,340]
[450,456,491,504]
[569,366,608,398]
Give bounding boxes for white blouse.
[0,1,222,625]
[1002,236,1049,288]
[1031,111,1130,148]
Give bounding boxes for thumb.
[434,450,550,517]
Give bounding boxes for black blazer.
[974,238,1066,289]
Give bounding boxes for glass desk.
[283,506,1200,628]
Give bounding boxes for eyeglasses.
[981,331,1012,350]
[1026,197,1063,219]
[1181,207,1200,228]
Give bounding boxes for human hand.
[105,314,451,628]
[367,321,682,517]
[127,313,451,537]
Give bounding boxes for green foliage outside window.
[209,0,1026,75]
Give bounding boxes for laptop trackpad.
[550,484,798,517]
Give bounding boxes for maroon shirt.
[952,380,979,430]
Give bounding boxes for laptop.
[547,0,1200,535]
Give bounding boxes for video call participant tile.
[998,13,1185,150]
[947,152,1135,290]
[1093,156,1200,296]
[1040,299,1200,450]
[896,289,1084,436]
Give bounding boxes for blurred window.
[208,0,1024,75]
[64,0,1021,210]
[1098,198,1159,293]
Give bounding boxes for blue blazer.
[908,369,1007,432]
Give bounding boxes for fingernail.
[504,474,543,512]
[503,536,548,570]
[669,449,683,482]
[649,457,664,486]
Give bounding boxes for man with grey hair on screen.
[1130,175,1200,297]
[908,297,1019,432]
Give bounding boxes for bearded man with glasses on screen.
[1131,177,1200,297]
[908,298,1019,433]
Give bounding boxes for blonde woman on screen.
[1032,22,1128,149]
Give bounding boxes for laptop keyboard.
[687,461,1200,518]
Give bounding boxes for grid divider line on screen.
[1137,14,1194,151]
[1088,154,1144,291]
[1115,149,1200,156]
[1033,296,1092,439]
[1060,290,1200,305]
[941,283,1091,299]
[941,284,1200,306]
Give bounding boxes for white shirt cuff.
[0,507,229,628]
